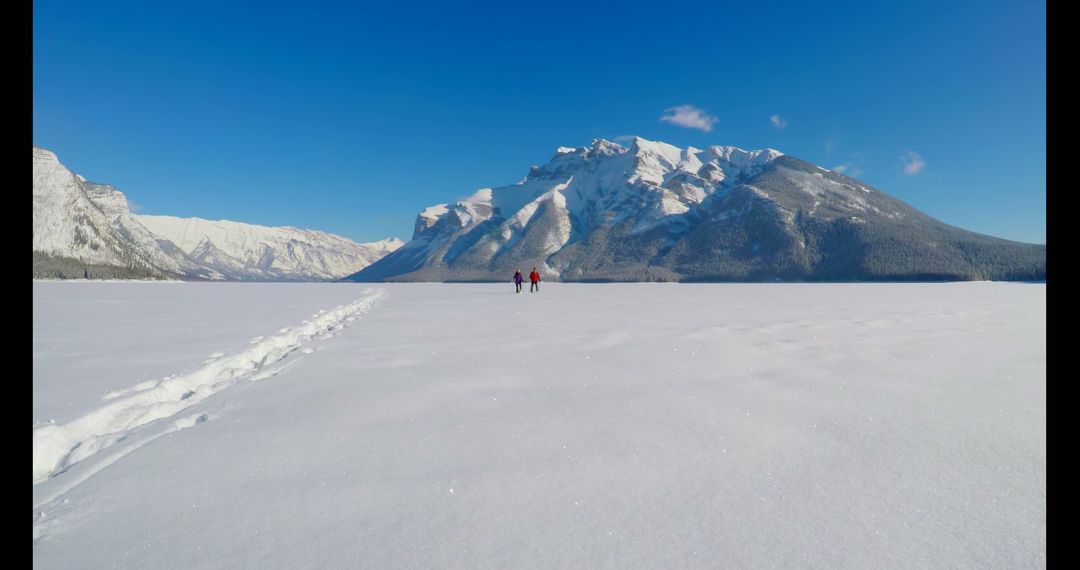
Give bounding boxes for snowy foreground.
[33,282,1045,568]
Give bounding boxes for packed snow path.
[32,282,1044,568]
[33,288,386,486]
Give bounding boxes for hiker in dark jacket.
[513,270,523,293]
[529,268,540,292]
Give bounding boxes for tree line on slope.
[32,251,168,280]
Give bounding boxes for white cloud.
[770,114,788,131]
[659,105,717,132]
[901,151,926,175]
[127,199,143,213]
[825,139,834,155]
[832,162,863,178]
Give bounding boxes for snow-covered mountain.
[33,147,402,280]
[33,148,168,279]
[136,216,402,281]
[348,137,1045,282]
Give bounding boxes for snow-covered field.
[33,282,1045,568]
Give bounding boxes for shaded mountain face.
[33,147,402,280]
[348,137,1045,282]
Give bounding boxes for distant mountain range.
[33,147,402,280]
[347,137,1045,282]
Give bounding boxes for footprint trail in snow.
[32,288,386,486]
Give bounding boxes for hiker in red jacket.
[529,267,540,292]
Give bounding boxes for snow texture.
[33,288,385,484]
[33,282,1045,568]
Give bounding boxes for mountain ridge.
[33,147,402,281]
[347,137,1045,282]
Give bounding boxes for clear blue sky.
[33,0,1045,244]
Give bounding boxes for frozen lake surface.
[33,282,1046,568]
